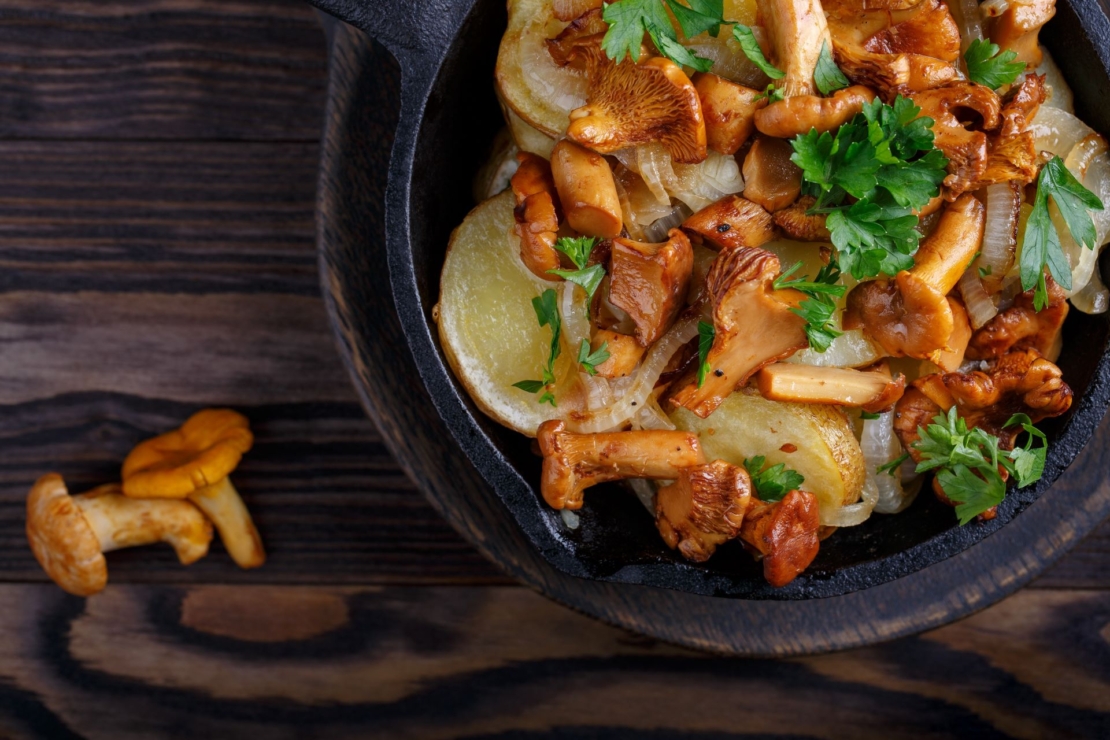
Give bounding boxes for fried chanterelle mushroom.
[608,228,695,346]
[739,490,822,587]
[537,420,706,509]
[656,460,752,562]
[122,409,265,569]
[27,475,212,596]
[669,247,808,418]
[511,151,563,278]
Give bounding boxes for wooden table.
[2,2,1109,736]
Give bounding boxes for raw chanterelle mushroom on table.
[433,0,1105,586]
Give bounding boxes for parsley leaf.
[664,0,723,39]
[860,410,882,420]
[553,236,598,270]
[549,263,607,301]
[743,455,805,502]
[877,451,909,475]
[602,0,716,72]
[696,320,714,388]
[814,40,849,95]
[1020,156,1105,309]
[964,38,1027,91]
[774,259,847,352]
[578,339,611,376]
[732,25,784,80]
[1003,413,1047,487]
[513,289,562,406]
[754,83,785,103]
[550,236,606,301]
[826,199,919,279]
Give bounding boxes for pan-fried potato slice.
[505,100,557,159]
[670,388,865,522]
[438,191,578,436]
[496,0,588,138]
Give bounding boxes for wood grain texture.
[0,0,327,141]
[0,583,1105,738]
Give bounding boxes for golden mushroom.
[122,409,265,569]
[26,474,213,596]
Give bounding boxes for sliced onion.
[632,394,678,431]
[952,0,984,52]
[821,475,879,527]
[671,151,745,212]
[627,478,657,515]
[614,145,677,205]
[564,316,700,433]
[959,267,999,329]
[787,328,884,368]
[1082,151,1110,249]
[614,165,675,228]
[1037,48,1075,113]
[1072,272,1110,314]
[1031,105,1096,158]
[860,412,917,515]
[560,281,591,351]
[518,17,588,114]
[613,175,647,240]
[681,30,770,88]
[645,204,693,242]
[560,508,581,529]
[979,0,1009,17]
[980,182,1020,292]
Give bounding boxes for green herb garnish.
[732,24,784,79]
[549,236,606,301]
[513,289,561,406]
[1020,156,1104,310]
[814,40,849,95]
[791,96,949,280]
[774,259,847,352]
[577,339,611,376]
[743,455,805,502]
[964,38,1026,91]
[696,320,715,388]
[911,407,1048,524]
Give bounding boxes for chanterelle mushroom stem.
[27,475,213,596]
[537,420,706,510]
[121,408,266,570]
[188,478,266,570]
[764,0,833,97]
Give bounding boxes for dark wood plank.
[0,141,322,295]
[0,583,1105,738]
[0,0,327,141]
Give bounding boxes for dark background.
[0,1,1107,736]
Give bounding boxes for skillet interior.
[400,0,1110,598]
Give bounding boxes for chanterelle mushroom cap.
[681,194,775,251]
[968,274,1068,362]
[739,489,821,588]
[656,460,752,563]
[26,475,214,596]
[608,228,695,347]
[27,474,106,596]
[122,409,264,570]
[909,83,1002,198]
[123,409,253,498]
[566,52,707,164]
[668,247,808,418]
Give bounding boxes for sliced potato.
[495,0,588,138]
[438,191,578,436]
[669,388,866,522]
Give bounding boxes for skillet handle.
[308,0,473,73]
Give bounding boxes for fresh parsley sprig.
[578,339,611,375]
[876,451,909,476]
[964,39,1026,91]
[513,289,562,406]
[1021,156,1105,310]
[602,0,720,72]
[773,259,847,352]
[814,41,849,95]
[696,320,714,388]
[754,83,785,103]
[911,407,1048,524]
[732,24,783,79]
[791,96,949,280]
[743,455,806,502]
[549,236,606,301]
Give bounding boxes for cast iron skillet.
[310,0,1110,599]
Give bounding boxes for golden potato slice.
[438,191,580,436]
[500,92,557,159]
[670,388,866,522]
[495,0,588,138]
